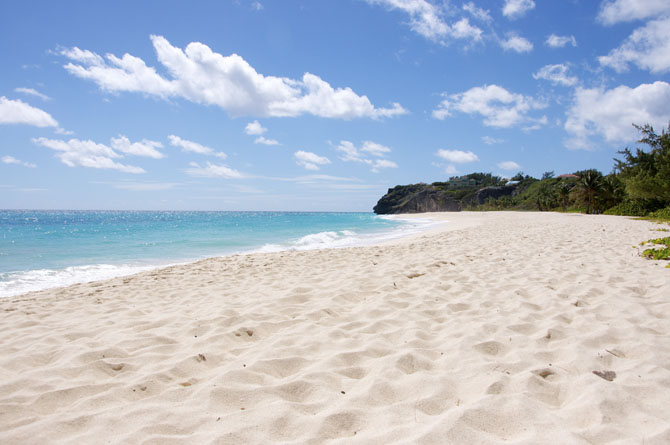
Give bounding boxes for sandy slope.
[1,212,669,444]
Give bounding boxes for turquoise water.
[0,210,437,297]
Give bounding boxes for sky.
[1,0,669,211]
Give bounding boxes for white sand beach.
[1,211,669,444]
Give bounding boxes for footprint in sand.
[473,341,505,356]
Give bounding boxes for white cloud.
[335,140,396,171]
[168,134,227,158]
[61,35,406,119]
[436,149,479,163]
[533,64,578,86]
[14,87,50,101]
[500,33,533,53]
[598,17,670,74]
[2,155,36,168]
[185,161,245,178]
[110,135,165,159]
[371,159,398,173]
[32,137,145,173]
[244,120,266,135]
[445,164,459,175]
[498,160,521,170]
[433,84,547,128]
[564,81,670,149]
[55,127,74,135]
[0,96,58,127]
[597,0,670,25]
[244,120,280,145]
[482,136,504,145]
[365,0,483,45]
[361,141,391,157]
[545,34,577,48]
[336,140,366,163]
[251,1,263,11]
[254,136,280,146]
[502,0,535,19]
[451,18,483,42]
[294,150,331,171]
[462,2,491,23]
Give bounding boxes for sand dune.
[1,212,669,444]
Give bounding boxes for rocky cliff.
[471,185,516,205]
[373,185,462,214]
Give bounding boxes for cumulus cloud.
[60,35,406,119]
[564,81,670,149]
[436,149,479,163]
[498,160,521,170]
[14,87,50,101]
[444,164,459,175]
[32,137,145,173]
[254,136,280,146]
[294,150,331,171]
[599,17,670,74]
[168,134,227,158]
[244,120,266,136]
[365,0,483,45]
[185,161,245,178]
[433,84,547,129]
[597,0,670,25]
[500,33,533,53]
[244,120,280,145]
[0,96,58,127]
[2,155,36,168]
[545,34,577,48]
[502,0,535,19]
[335,140,396,172]
[110,135,164,159]
[533,64,578,86]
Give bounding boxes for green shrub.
[603,201,649,216]
[648,207,670,221]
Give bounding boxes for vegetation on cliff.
[374,124,670,219]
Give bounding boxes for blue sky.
[1,0,669,211]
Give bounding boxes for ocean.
[0,210,438,297]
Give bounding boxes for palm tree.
[577,170,604,214]
[557,182,572,211]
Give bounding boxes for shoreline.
[1,212,668,443]
[0,213,439,299]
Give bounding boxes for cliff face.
[471,185,516,205]
[373,185,461,214]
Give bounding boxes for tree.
[615,124,670,206]
[576,169,604,214]
[536,181,556,211]
[542,171,555,180]
[557,182,572,211]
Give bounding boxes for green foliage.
[376,124,669,218]
[615,124,670,205]
[647,207,670,221]
[604,200,650,216]
[640,236,670,262]
[642,247,670,261]
[575,169,604,214]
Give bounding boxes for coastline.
[1,212,668,443]
[0,212,436,299]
